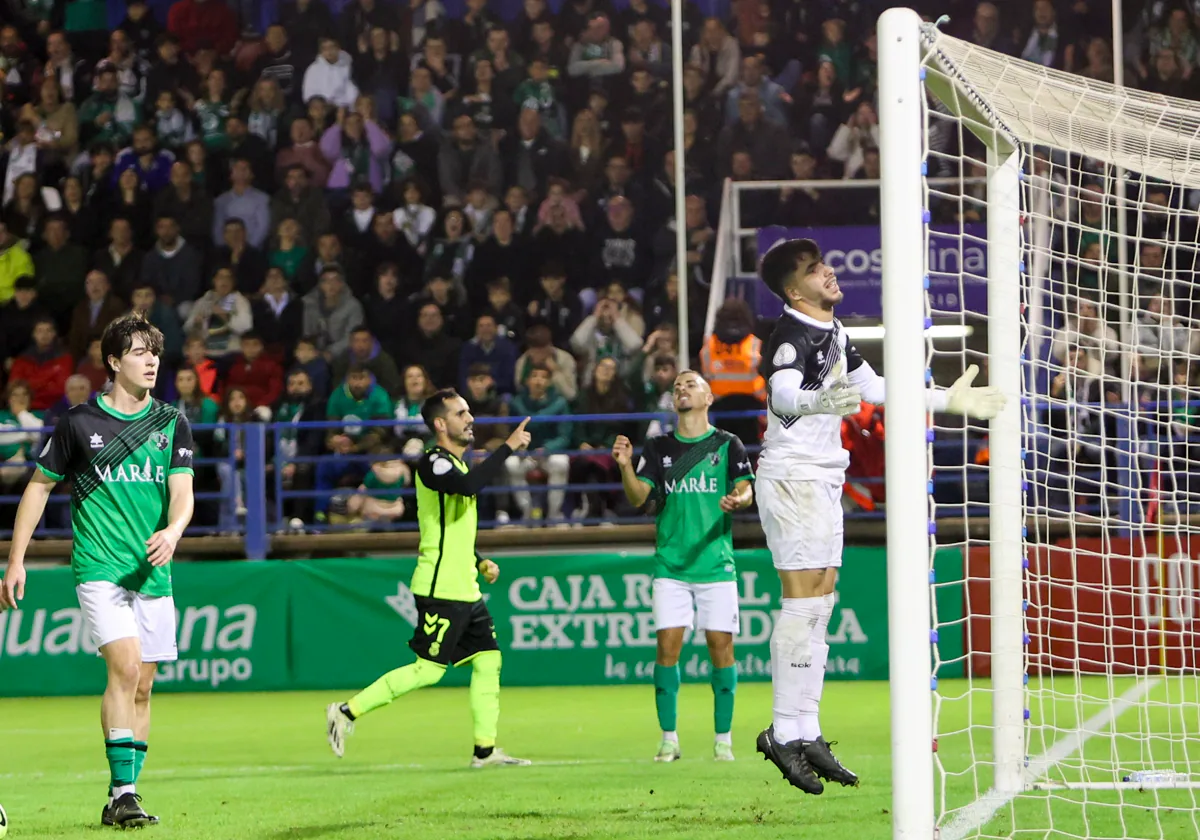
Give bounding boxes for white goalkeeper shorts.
[76,581,178,662]
[757,478,844,572]
[652,578,740,634]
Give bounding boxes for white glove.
[945,364,1006,420]
[806,380,862,417]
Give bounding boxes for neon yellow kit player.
[326,390,534,767]
[1,314,195,828]
[613,371,754,762]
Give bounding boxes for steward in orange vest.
[701,300,767,402]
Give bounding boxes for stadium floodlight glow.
[882,7,1200,840]
[842,325,974,341]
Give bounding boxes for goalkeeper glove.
[804,380,863,417]
[945,364,1006,420]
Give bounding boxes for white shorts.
[76,582,178,663]
[757,478,844,571]
[652,578,740,634]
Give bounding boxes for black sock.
[340,703,356,721]
[474,745,494,760]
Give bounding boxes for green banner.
[0,549,963,696]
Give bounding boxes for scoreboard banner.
[0,549,964,696]
[755,224,990,320]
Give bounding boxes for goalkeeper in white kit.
[753,239,1005,794]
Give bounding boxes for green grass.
[4,680,1200,839]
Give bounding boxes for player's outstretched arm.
[1,471,57,608]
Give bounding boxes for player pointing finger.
[506,417,532,451]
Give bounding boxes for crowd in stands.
[0,0,1193,530]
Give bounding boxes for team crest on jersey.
[709,452,721,466]
[150,431,169,451]
[773,343,797,366]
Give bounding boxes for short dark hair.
[654,354,677,370]
[346,362,371,377]
[759,237,821,300]
[467,362,493,379]
[421,388,461,431]
[525,362,551,379]
[540,260,566,279]
[241,331,263,344]
[101,312,165,380]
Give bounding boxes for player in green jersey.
[326,390,534,767]
[612,370,754,762]
[1,313,195,829]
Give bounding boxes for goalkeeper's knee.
[470,649,502,677]
[405,657,448,689]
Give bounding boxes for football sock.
[654,663,680,733]
[347,658,447,718]
[105,728,136,798]
[711,665,737,737]
[662,730,679,744]
[715,731,733,745]
[796,594,835,741]
[771,597,822,744]
[133,741,148,783]
[469,650,502,749]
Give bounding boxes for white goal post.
[882,7,1200,840]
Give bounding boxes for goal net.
[879,9,1200,840]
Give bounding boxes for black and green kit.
[408,443,513,665]
[36,396,194,596]
[635,428,754,583]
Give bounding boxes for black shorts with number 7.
[408,595,499,665]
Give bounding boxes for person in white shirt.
[753,238,1004,795]
[302,38,361,109]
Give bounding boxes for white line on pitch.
[939,677,1159,840]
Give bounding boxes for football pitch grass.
[2,680,1197,839]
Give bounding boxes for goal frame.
[878,8,1026,838]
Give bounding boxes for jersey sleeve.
[170,413,195,475]
[726,435,754,483]
[36,412,74,482]
[417,445,513,497]
[764,326,812,379]
[635,436,663,487]
[845,334,866,373]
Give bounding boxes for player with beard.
[613,371,754,762]
[326,391,534,767]
[753,239,1005,794]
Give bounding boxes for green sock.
[348,658,446,717]
[469,651,502,748]
[133,742,148,782]
[654,663,680,733]
[711,665,738,736]
[105,728,135,792]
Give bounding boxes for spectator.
[567,12,626,96]
[45,373,95,427]
[481,276,525,340]
[302,265,365,359]
[463,182,499,241]
[255,25,300,102]
[145,33,198,109]
[168,0,238,55]
[269,218,308,284]
[1137,293,1193,357]
[450,0,500,57]
[717,88,790,180]
[967,2,1017,56]
[0,381,41,492]
[337,183,381,261]
[391,116,440,203]
[461,58,514,141]
[67,270,124,361]
[151,89,197,152]
[568,355,632,521]
[1021,0,1064,69]
[415,34,459,100]
[640,351,678,437]
[793,59,845,160]
[0,218,34,304]
[34,216,90,324]
[589,195,651,296]
[225,331,285,409]
[393,363,435,455]
[296,231,353,296]
[816,17,853,87]
[527,259,582,346]
[321,110,392,195]
[0,275,46,369]
[4,171,48,243]
[362,263,410,363]
[114,125,175,196]
[129,280,184,365]
[18,78,80,169]
[318,363,393,516]
[346,449,411,524]
[332,325,403,398]
[354,26,409,127]
[154,161,216,247]
[223,115,276,193]
[402,66,447,132]
[423,208,475,293]
[724,54,789,127]
[392,179,437,255]
[571,295,643,385]
[654,192,714,292]
[689,18,740,97]
[106,168,155,248]
[76,337,110,394]
[567,109,608,201]
[1144,48,1192,98]
[403,301,462,388]
[216,217,270,293]
[590,152,646,220]
[514,58,567,141]
[213,386,254,528]
[1077,36,1115,82]
[459,313,518,396]
[141,214,204,319]
[213,158,272,249]
[472,25,526,96]
[602,279,645,337]
[78,63,140,150]
[624,71,669,149]
[40,31,93,106]
[9,316,73,411]
[462,362,511,452]
[193,68,233,153]
[501,107,569,202]
[527,17,571,90]
[303,38,361,109]
[467,208,532,307]
[182,335,219,396]
[184,267,254,358]
[292,335,331,401]
[59,177,101,251]
[827,100,880,179]
[362,212,419,283]
[279,0,338,72]
[174,366,220,427]
[272,366,327,524]
[627,19,671,81]
[271,167,332,251]
[438,113,504,206]
[276,117,332,187]
[251,266,305,362]
[515,321,578,401]
[340,0,402,53]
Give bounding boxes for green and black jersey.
[412,443,513,603]
[36,396,194,596]
[635,428,754,584]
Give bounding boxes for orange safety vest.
[701,334,767,401]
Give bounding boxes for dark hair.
[486,276,511,292]
[759,237,821,300]
[346,362,371,377]
[540,260,566,279]
[101,312,166,380]
[421,388,461,432]
[221,386,252,421]
[653,354,677,369]
[467,362,493,379]
[525,362,552,379]
[241,330,263,344]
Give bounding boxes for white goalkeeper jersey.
[758,307,885,483]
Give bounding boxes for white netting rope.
[919,26,1200,840]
